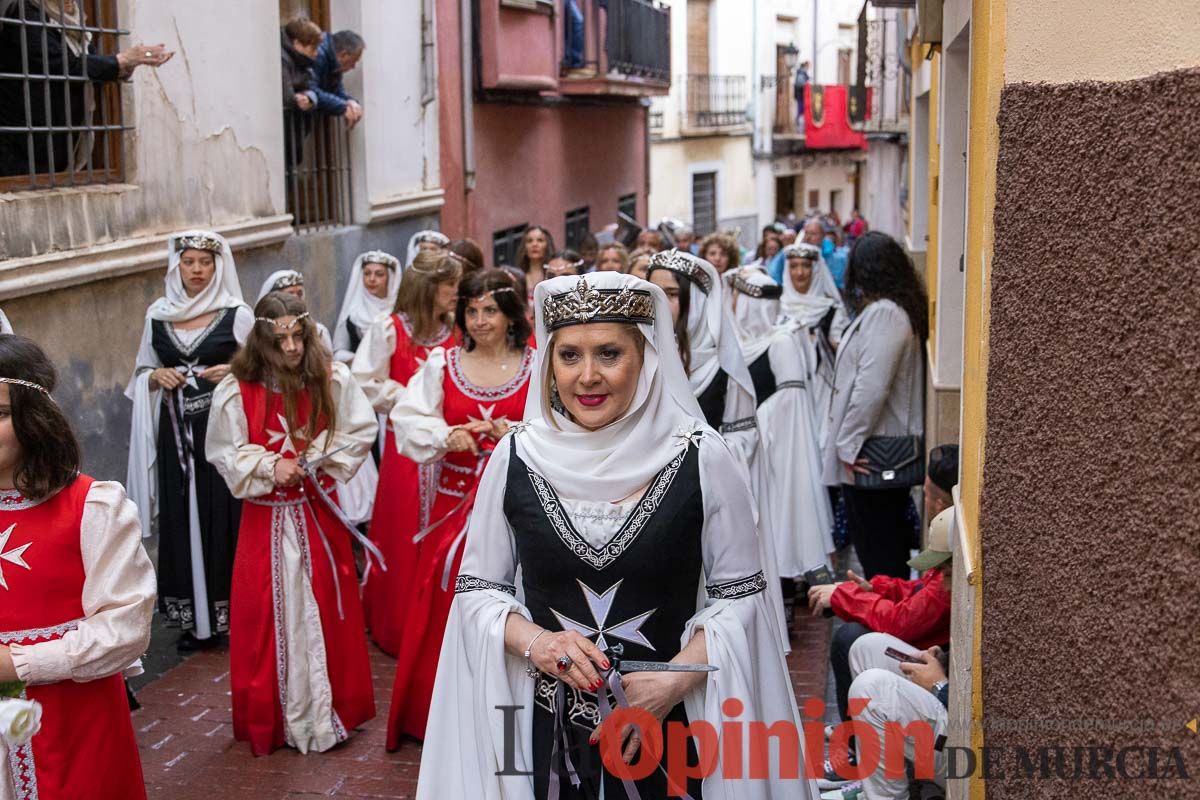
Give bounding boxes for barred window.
[492,223,529,268]
[0,0,129,191]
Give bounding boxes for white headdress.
[646,249,755,401]
[519,272,705,502]
[727,267,796,364]
[146,230,248,323]
[406,230,450,267]
[256,269,305,302]
[332,251,401,355]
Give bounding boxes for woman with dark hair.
[126,231,252,653]
[515,225,555,302]
[385,268,534,746]
[0,334,155,798]
[448,238,485,274]
[352,251,461,655]
[415,273,819,798]
[206,292,378,756]
[822,231,927,579]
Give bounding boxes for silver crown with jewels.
[542,277,655,331]
[647,248,714,295]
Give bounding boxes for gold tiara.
[270,271,304,291]
[783,243,820,260]
[730,272,782,299]
[646,249,713,295]
[542,277,654,332]
[176,234,223,254]
[255,312,310,330]
[0,377,51,397]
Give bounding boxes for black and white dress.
[147,307,249,634]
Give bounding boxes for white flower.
[0,698,42,746]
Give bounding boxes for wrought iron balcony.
[685,74,748,131]
[559,0,671,96]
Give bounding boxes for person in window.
[313,29,364,129]
[0,0,172,177]
[280,16,321,171]
[794,59,811,128]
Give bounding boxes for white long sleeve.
[389,347,451,463]
[205,377,281,499]
[350,313,404,414]
[9,482,156,686]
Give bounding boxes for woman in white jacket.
[822,232,927,579]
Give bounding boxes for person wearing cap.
[808,505,953,723]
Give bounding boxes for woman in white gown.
[417,272,819,799]
[727,267,834,627]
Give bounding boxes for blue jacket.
[312,37,356,115]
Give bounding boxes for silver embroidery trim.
[454,575,516,596]
[534,674,601,728]
[165,307,230,357]
[442,461,474,475]
[270,505,293,749]
[9,686,37,799]
[447,345,534,401]
[0,618,81,645]
[0,489,45,511]
[397,312,451,349]
[776,380,807,391]
[418,461,439,530]
[719,416,758,434]
[705,570,767,600]
[182,392,213,415]
[525,449,686,571]
[437,486,467,498]
[247,495,307,508]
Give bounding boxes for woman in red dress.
[206,292,378,755]
[386,269,534,746]
[0,335,155,799]
[351,252,461,655]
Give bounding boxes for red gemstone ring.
[555,655,573,673]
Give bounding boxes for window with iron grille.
[492,223,529,268]
[617,193,637,224]
[564,206,590,251]
[691,172,717,236]
[0,0,129,191]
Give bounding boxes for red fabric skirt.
[16,674,144,799]
[229,490,375,755]
[385,482,473,748]
[362,440,434,656]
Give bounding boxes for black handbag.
[853,339,924,490]
[854,434,925,489]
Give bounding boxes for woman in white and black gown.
[417,272,819,799]
[126,231,252,651]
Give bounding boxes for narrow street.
[135,617,833,798]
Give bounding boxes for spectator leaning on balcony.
[313,29,365,128]
[281,18,320,115]
[0,0,172,176]
[794,59,811,126]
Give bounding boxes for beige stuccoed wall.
[1006,0,1200,84]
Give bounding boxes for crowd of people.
[0,209,954,800]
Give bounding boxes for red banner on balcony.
[804,84,868,150]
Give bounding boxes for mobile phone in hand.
[803,565,835,586]
[885,646,925,664]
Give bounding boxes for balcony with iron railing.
[560,0,671,97]
[682,74,748,134]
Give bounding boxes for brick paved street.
[135,615,831,797]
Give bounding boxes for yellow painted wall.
[925,49,941,360]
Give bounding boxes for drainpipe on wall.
[751,0,760,154]
[461,0,476,194]
[811,0,818,83]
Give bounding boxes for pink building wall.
[437,0,650,263]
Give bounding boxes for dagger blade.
[616,661,718,673]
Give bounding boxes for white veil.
[332,251,401,359]
[405,230,450,267]
[519,272,704,503]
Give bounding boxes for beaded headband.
[646,249,714,295]
[730,272,783,300]
[542,277,655,332]
[255,312,310,330]
[270,271,304,291]
[783,243,821,261]
[0,377,51,396]
[176,234,223,254]
[361,251,400,270]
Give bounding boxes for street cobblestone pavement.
[137,614,830,798]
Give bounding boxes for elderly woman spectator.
[314,29,365,128]
[281,18,321,113]
[0,0,172,176]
